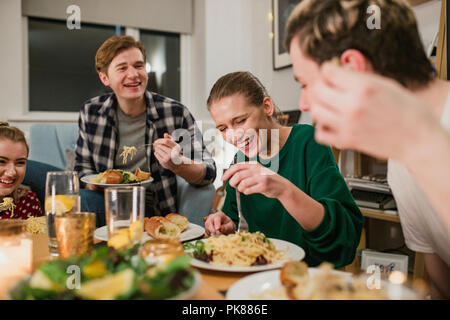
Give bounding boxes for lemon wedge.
[83,260,108,279]
[29,270,62,292]
[107,221,143,250]
[44,195,76,214]
[76,269,135,300]
[107,233,131,250]
[129,221,143,242]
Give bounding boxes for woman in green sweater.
[204,71,363,268]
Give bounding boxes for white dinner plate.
[226,269,420,300]
[185,238,305,273]
[80,174,153,187]
[94,222,205,242]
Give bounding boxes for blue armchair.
[24,123,215,227]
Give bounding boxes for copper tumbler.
[55,212,96,259]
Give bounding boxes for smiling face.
[0,139,28,199]
[209,93,275,158]
[99,47,148,101]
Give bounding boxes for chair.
[176,176,215,226]
[28,123,79,171]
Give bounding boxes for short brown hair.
[95,35,146,74]
[285,0,434,88]
[0,122,29,156]
[207,71,282,120]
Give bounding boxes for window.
[27,17,181,113]
[140,30,180,101]
[28,18,121,112]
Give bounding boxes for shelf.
[360,208,400,223]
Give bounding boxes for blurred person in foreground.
[285,0,450,298]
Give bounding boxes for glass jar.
[140,239,184,265]
[0,220,32,299]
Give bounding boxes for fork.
[231,156,249,233]
[236,190,249,233]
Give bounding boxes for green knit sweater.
[221,124,363,268]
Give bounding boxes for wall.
[199,0,442,126]
[203,0,303,124]
[413,0,442,53]
[0,0,25,123]
[22,0,193,34]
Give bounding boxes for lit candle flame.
[389,271,406,285]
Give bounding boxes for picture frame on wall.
[273,0,300,70]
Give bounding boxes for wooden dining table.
[26,233,428,301]
[30,233,262,300]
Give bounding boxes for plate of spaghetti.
[183,231,305,272]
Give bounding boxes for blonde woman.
[0,122,42,219]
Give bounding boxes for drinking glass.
[45,171,80,257]
[105,186,145,249]
[54,212,96,259]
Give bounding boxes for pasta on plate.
[198,231,288,267]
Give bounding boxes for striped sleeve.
[74,104,97,179]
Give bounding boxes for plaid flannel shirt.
[74,91,216,215]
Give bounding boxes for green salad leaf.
[121,172,130,184]
[183,240,206,255]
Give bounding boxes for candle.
[388,270,407,300]
[0,220,32,299]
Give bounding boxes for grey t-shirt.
[114,107,147,171]
[114,107,159,216]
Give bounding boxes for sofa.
[24,123,215,226]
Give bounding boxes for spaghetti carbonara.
[120,146,137,164]
[204,231,288,267]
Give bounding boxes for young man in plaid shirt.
[75,35,216,217]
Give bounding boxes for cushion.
[65,149,76,171]
[28,123,78,170]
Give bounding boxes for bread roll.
[101,170,123,184]
[279,261,309,299]
[165,213,189,231]
[144,216,181,240]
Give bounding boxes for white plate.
[94,222,205,242]
[226,269,420,300]
[80,174,153,187]
[185,238,305,273]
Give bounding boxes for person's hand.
[222,162,289,199]
[308,62,431,161]
[204,211,236,235]
[153,133,184,171]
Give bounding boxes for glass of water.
[45,171,80,257]
[105,186,145,249]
